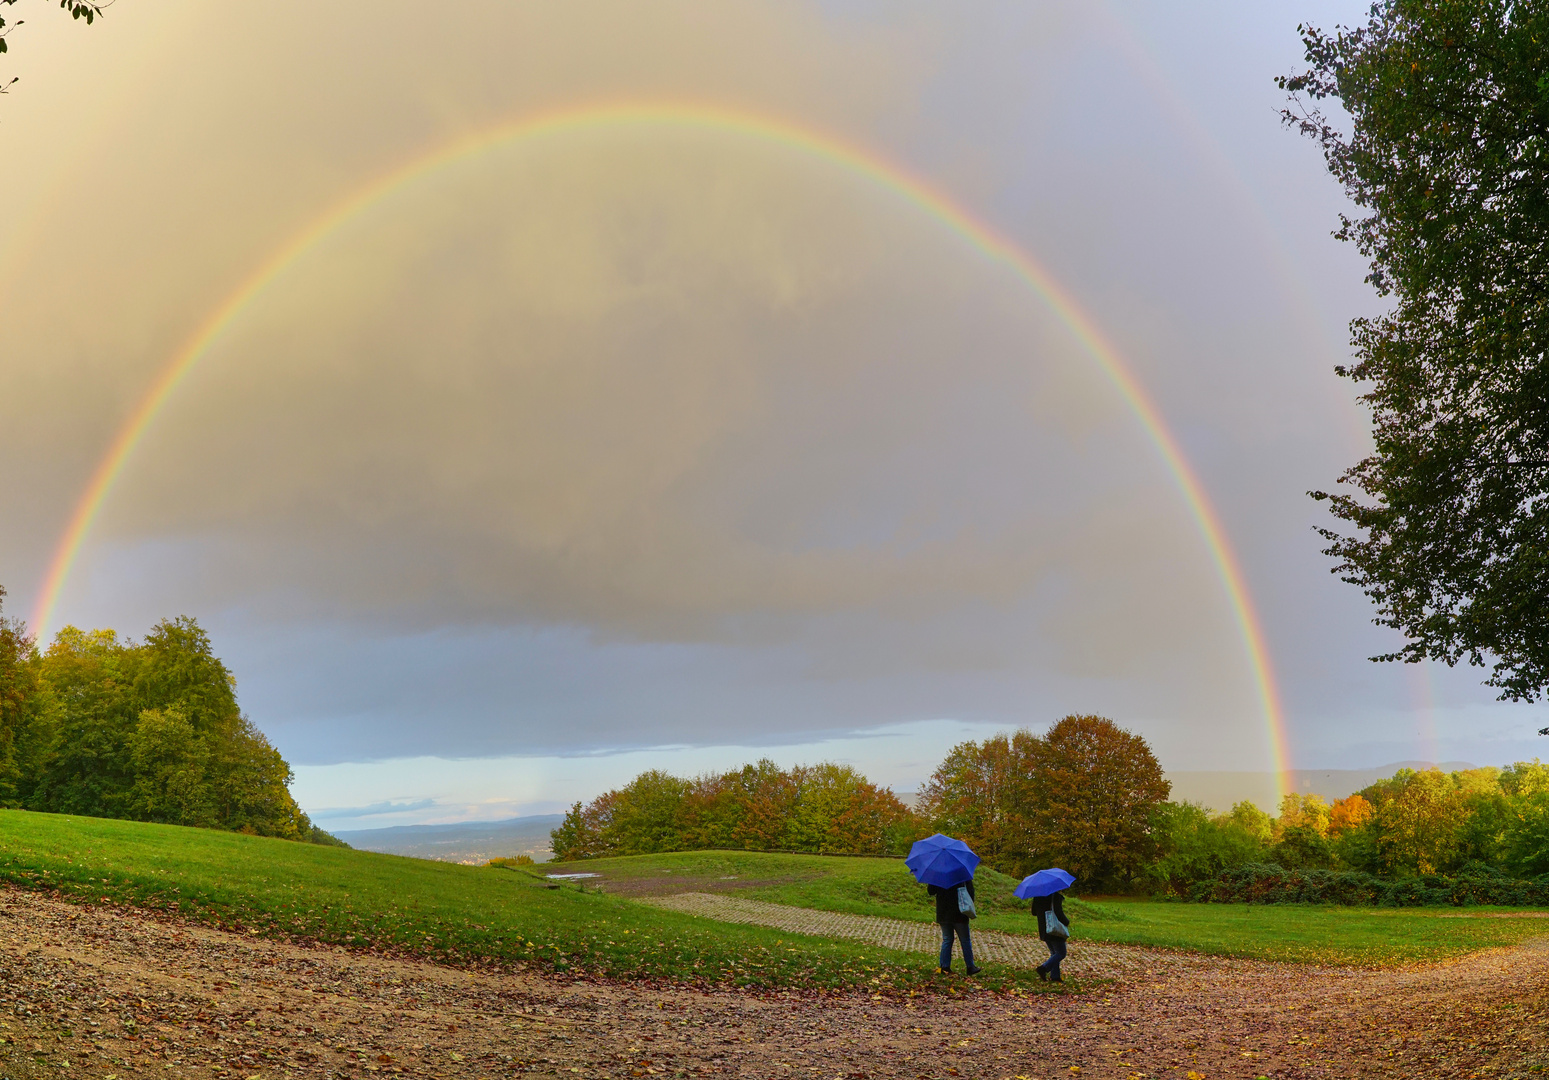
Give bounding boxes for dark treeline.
[0,585,337,843]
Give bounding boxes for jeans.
[939,921,974,971]
[1039,935,1067,981]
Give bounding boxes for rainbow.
[30,101,1293,798]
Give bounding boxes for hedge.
[1187,862,1549,906]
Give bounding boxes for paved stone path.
[641,892,1269,981]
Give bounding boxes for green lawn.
[558,849,1549,966]
[0,810,1045,994]
[5,813,1544,987]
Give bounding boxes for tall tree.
[1282,2,1549,703]
[0,585,43,806]
[1023,715,1171,889]
[916,731,1037,872]
[919,717,1169,885]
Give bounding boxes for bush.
[1188,861,1549,906]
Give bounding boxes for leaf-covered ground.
[3,884,1547,1080]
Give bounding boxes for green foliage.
[1270,824,1335,871]
[1192,862,1549,908]
[0,585,43,806]
[918,715,1170,888]
[1221,799,1273,842]
[0,589,321,844]
[1144,802,1269,891]
[126,706,212,826]
[1502,790,1549,876]
[1148,762,1549,900]
[1283,2,1549,701]
[550,759,917,860]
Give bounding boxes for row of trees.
[549,714,1172,886]
[0,585,335,842]
[550,759,916,859]
[1152,763,1549,891]
[553,712,1549,899]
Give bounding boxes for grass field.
[559,849,1549,966]
[0,810,1048,994]
[5,812,1547,992]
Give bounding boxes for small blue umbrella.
[1014,867,1076,899]
[905,833,981,887]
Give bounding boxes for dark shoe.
[939,967,952,974]
[1035,967,1048,981]
[965,965,982,976]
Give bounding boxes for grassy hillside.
[4,811,1545,982]
[0,810,1042,994]
[559,849,1549,965]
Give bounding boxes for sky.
[3,0,1543,830]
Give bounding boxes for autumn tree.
[920,716,1169,886]
[786,763,914,854]
[1022,715,1171,888]
[916,730,1037,872]
[1283,3,1549,706]
[717,760,801,850]
[1327,793,1374,837]
[1276,792,1331,836]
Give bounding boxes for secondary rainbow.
[31,101,1293,797]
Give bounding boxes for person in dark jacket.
[1031,889,1070,981]
[926,878,981,975]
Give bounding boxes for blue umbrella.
[1014,867,1076,899]
[905,833,981,887]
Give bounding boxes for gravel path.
[3,885,1547,1080]
[641,893,1254,981]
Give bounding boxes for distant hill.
[332,814,564,864]
[1165,761,1479,814]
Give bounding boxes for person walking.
[927,877,981,975]
[1031,887,1070,982]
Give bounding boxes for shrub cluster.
[1190,862,1549,907]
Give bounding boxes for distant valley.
[333,814,564,864]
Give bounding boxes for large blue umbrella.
[905,833,981,887]
[1014,867,1076,899]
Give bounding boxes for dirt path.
[642,893,1265,981]
[3,885,1547,1080]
